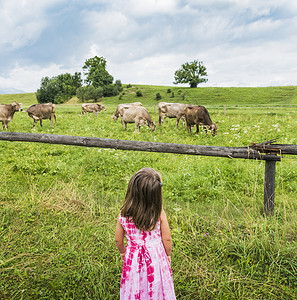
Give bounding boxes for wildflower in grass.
[231,125,240,131]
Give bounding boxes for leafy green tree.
[56,72,82,100]
[76,86,86,102]
[36,77,59,104]
[83,56,114,87]
[36,73,82,104]
[115,80,123,92]
[174,60,208,88]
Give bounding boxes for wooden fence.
[1,132,297,215]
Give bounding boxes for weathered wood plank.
[0,132,282,161]
[264,159,276,216]
[262,144,297,155]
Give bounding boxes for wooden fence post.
[1,132,297,217]
[264,158,276,216]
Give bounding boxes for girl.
[115,167,176,299]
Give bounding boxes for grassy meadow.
[0,85,297,299]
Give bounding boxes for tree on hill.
[83,56,114,87]
[81,56,121,98]
[174,60,208,88]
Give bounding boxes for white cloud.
[122,0,180,16]
[0,0,64,50]
[109,53,188,85]
[83,10,136,41]
[202,39,297,87]
[0,62,77,93]
[1,0,297,92]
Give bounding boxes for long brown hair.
[121,168,163,231]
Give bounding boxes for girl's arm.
[115,218,126,261]
[160,209,172,261]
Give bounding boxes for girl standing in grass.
[115,167,176,300]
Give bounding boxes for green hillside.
[0,92,37,107]
[1,85,297,299]
[1,85,297,108]
[106,85,297,107]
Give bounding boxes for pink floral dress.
[119,214,176,300]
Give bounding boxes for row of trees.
[36,56,208,104]
[36,73,82,104]
[36,56,123,104]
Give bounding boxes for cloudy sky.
[1,0,297,93]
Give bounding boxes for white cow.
[119,106,156,133]
[158,102,186,128]
[81,103,106,117]
[112,102,143,122]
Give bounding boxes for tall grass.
[0,86,297,299]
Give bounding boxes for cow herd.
[0,100,217,135]
[110,101,217,135]
[0,101,56,130]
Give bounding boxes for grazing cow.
[119,106,156,132]
[184,105,217,135]
[81,103,106,117]
[0,101,23,130]
[158,102,186,128]
[112,102,143,122]
[26,102,56,128]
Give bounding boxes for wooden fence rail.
[1,132,297,215]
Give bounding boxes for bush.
[156,92,162,100]
[103,85,119,97]
[136,90,143,97]
[76,86,103,102]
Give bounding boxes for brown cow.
[26,102,56,128]
[81,103,106,116]
[112,102,143,122]
[0,101,23,130]
[158,102,186,128]
[119,106,156,133]
[184,105,217,135]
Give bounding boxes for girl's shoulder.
[160,209,169,224]
[119,213,133,225]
